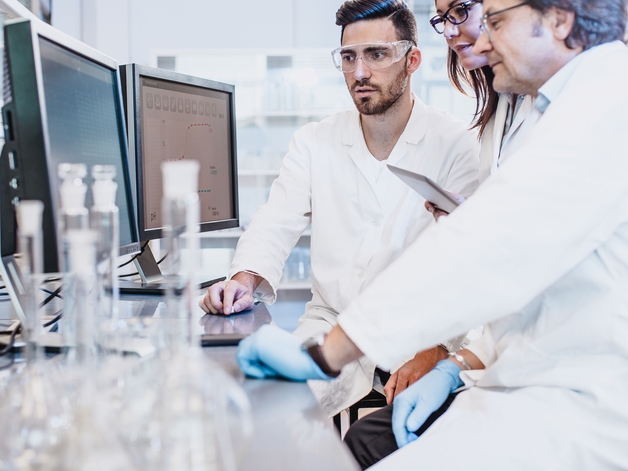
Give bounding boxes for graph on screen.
[140,78,234,230]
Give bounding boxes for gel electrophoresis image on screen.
[139,77,235,230]
[39,38,136,248]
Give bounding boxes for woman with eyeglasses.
[343,2,540,469]
[430,0,539,190]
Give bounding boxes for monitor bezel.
[1,18,141,273]
[120,63,240,241]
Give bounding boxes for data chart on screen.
[139,77,234,230]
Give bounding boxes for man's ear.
[548,6,576,42]
[407,47,422,75]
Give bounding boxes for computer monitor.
[0,19,140,318]
[119,64,239,294]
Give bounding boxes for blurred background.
[0,0,476,328]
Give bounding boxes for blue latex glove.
[236,325,333,382]
[392,359,463,448]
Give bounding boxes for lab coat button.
[372,220,380,227]
[358,270,365,279]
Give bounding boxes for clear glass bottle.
[161,160,201,350]
[0,201,70,471]
[118,160,252,471]
[16,200,45,361]
[55,230,134,471]
[57,163,90,348]
[90,165,121,351]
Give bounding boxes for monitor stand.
[119,244,225,295]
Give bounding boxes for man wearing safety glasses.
[237,0,628,469]
[200,0,480,419]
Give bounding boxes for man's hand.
[236,325,333,382]
[384,346,448,404]
[198,271,260,315]
[424,191,466,221]
[391,359,463,448]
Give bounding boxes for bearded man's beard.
[350,67,408,116]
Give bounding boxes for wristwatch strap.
[306,343,341,378]
[449,351,472,370]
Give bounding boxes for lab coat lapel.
[491,95,509,166]
[501,95,537,152]
[388,96,429,167]
[345,115,380,195]
[344,94,429,203]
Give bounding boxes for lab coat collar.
[536,43,595,114]
[345,92,428,189]
[492,94,536,160]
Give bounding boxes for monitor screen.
[139,77,235,231]
[120,64,239,241]
[0,19,140,272]
[39,38,136,250]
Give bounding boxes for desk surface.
[0,294,359,471]
[205,346,359,471]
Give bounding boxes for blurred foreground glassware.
[0,201,70,471]
[56,163,90,349]
[54,228,135,470]
[118,160,253,471]
[90,165,125,354]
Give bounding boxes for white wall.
[50,0,475,123]
[53,0,342,65]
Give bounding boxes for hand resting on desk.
[199,271,260,315]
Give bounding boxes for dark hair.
[447,48,499,138]
[527,0,627,49]
[336,0,418,46]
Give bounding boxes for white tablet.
[387,164,460,214]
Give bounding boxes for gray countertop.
[0,294,359,471]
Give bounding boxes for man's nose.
[352,57,371,81]
[472,29,492,56]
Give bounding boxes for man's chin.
[352,97,376,115]
[492,75,528,96]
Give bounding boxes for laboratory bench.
[0,294,359,471]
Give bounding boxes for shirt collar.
[535,49,588,114]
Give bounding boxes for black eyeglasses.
[481,1,531,40]
[429,0,481,34]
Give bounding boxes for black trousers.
[343,393,459,470]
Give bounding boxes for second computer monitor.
[121,64,239,239]
[120,64,239,293]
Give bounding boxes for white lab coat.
[230,94,480,417]
[460,94,540,356]
[479,93,539,183]
[340,41,628,469]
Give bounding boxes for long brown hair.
[446,47,499,138]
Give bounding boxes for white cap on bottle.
[58,163,88,210]
[162,160,200,199]
[16,200,44,236]
[92,179,118,206]
[92,165,118,206]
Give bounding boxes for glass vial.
[90,165,120,350]
[160,159,201,351]
[56,163,89,350]
[15,200,45,362]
